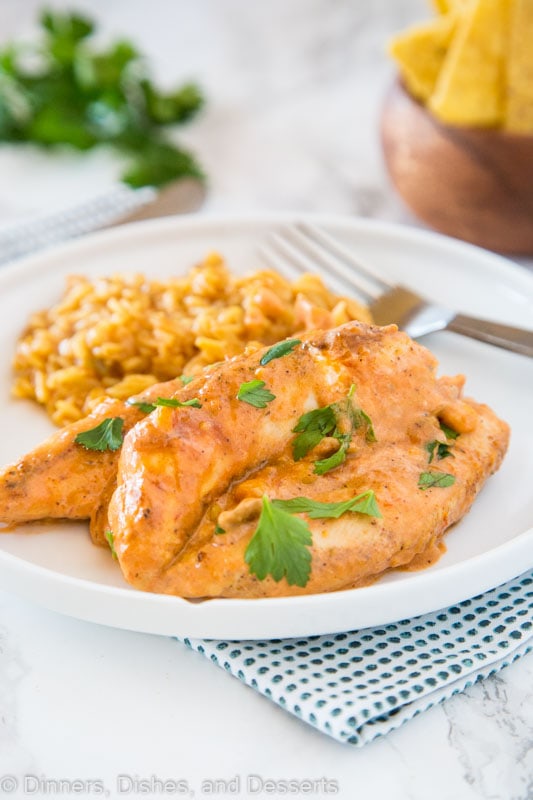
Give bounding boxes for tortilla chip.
[505,0,533,132]
[429,0,510,127]
[389,13,456,102]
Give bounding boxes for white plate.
[0,214,532,639]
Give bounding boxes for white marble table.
[0,2,531,798]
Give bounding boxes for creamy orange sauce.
[0,322,510,599]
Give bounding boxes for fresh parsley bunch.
[0,10,205,188]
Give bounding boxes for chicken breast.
[0,373,206,542]
[107,322,509,597]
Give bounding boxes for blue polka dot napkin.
[180,570,532,747]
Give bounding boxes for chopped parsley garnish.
[259,338,302,366]
[179,375,195,385]
[129,400,158,414]
[292,405,337,460]
[237,379,276,408]
[153,397,202,409]
[439,421,459,440]
[74,417,124,451]
[313,435,351,475]
[425,440,454,463]
[291,387,376,475]
[418,471,456,490]
[104,530,118,560]
[272,490,381,519]
[245,491,381,587]
[244,496,312,587]
[128,396,202,413]
[214,524,226,535]
[354,408,377,443]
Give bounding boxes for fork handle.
[447,313,533,357]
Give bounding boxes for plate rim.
[1,211,533,295]
[0,527,531,639]
[0,212,532,638]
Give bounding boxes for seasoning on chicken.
[0,371,210,543]
[0,322,509,597]
[103,321,509,597]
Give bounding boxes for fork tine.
[257,236,339,292]
[283,225,379,301]
[259,234,313,275]
[262,229,375,303]
[294,222,394,293]
[260,233,371,302]
[287,225,383,301]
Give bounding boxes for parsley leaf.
[42,10,94,44]
[128,400,158,414]
[104,530,118,560]
[292,406,337,460]
[313,435,351,475]
[259,338,302,366]
[439,421,459,440]
[214,525,226,535]
[425,440,454,464]
[74,417,124,451]
[244,490,381,587]
[292,429,327,460]
[353,408,377,443]
[237,380,276,408]
[141,81,204,126]
[121,140,204,189]
[244,496,312,587]
[418,471,456,490]
[128,396,202,413]
[179,375,194,385]
[153,397,202,409]
[272,490,381,519]
[292,388,376,473]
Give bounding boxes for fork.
[261,222,533,357]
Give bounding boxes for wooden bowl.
[381,80,533,255]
